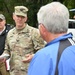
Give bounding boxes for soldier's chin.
[16,26,24,30]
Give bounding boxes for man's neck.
[47,32,67,43]
[16,23,26,30]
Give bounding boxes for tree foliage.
[0,0,75,27]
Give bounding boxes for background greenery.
[0,0,75,27]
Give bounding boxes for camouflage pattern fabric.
[4,24,45,75]
[0,62,10,75]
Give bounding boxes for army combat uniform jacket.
[3,24,45,75]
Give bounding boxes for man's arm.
[28,52,52,75]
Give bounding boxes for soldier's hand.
[22,54,34,63]
[0,57,6,62]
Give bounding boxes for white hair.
[37,2,69,33]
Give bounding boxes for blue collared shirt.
[28,33,75,75]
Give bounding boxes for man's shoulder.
[27,25,39,34]
[7,27,15,35]
[6,24,14,30]
[63,45,75,53]
[60,45,75,60]
[59,45,75,74]
[27,25,38,31]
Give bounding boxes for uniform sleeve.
[3,33,10,55]
[28,52,53,75]
[31,28,45,52]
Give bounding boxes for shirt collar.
[45,33,73,47]
[0,26,6,35]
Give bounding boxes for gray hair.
[37,2,69,34]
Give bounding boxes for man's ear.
[25,17,28,22]
[39,24,46,33]
[4,20,6,24]
[13,14,15,20]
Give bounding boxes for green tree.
[0,0,75,27]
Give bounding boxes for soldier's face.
[13,14,27,29]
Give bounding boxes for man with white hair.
[28,2,75,75]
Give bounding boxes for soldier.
[0,6,45,75]
[0,14,12,75]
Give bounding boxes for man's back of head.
[37,2,69,34]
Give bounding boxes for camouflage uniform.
[4,24,45,75]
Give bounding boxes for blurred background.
[0,0,75,27]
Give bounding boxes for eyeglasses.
[38,23,42,26]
